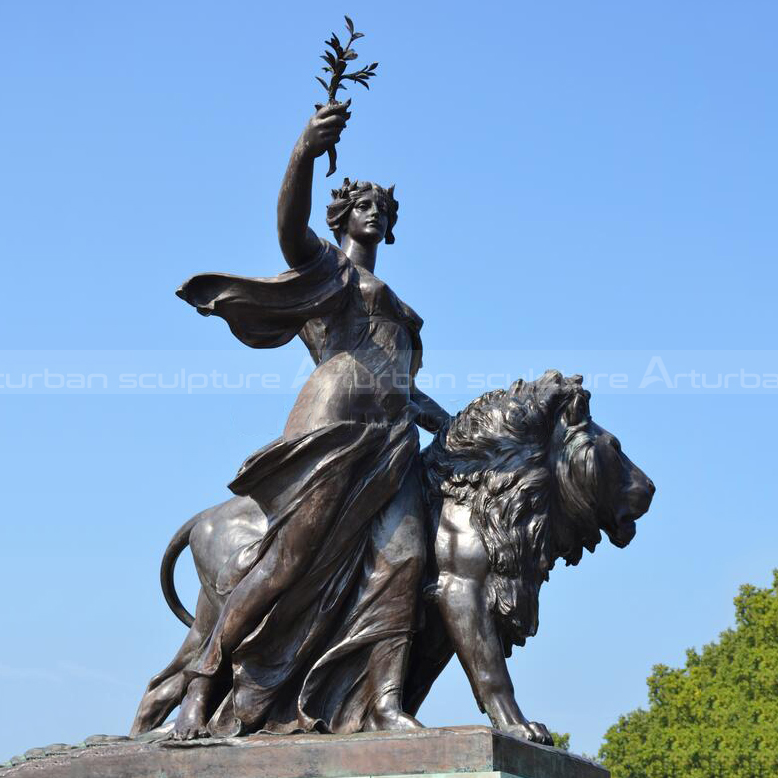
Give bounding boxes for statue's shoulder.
[316,237,352,271]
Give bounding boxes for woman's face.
[345,190,389,245]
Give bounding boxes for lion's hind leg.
[130,590,218,736]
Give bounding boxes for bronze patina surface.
[128,17,654,747]
[1,17,655,771]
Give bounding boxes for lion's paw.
[504,721,554,746]
[528,721,554,746]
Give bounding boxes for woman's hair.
[326,177,399,245]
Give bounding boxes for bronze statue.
[408,371,654,739]
[133,19,447,741]
[132,370,653,743]
[131,19,654,746]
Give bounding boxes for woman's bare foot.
[172,678,211,740]
[364,692,424,732]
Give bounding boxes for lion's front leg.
[437,571,549,742]
[434,501,553,746]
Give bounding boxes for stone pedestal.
[1,726,608,778]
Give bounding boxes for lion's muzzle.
[611,469,655,547]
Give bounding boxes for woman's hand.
[299,101,351,160]
[413,386,452,434]
[418,408,451,434]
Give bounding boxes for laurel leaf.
[344,15,354,34]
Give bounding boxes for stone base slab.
[1,725,608,778]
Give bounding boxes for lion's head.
[423,369,654,651]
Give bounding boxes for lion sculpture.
[132,370,654,744]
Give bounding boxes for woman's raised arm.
[277,102,351,268]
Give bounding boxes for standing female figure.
[165,102,448,738]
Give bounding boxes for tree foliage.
[599,570,778,778]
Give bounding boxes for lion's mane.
[424,370,604,650]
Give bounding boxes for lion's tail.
[160,516,199,628]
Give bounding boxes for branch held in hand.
[314,16,378,176]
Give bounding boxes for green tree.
[599,570,778,778]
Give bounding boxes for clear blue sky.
[1,0,777,760]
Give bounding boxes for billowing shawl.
[176,239,351,351]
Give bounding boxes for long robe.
[176,240,427,735]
